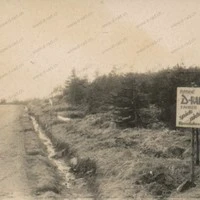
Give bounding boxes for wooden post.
[196,128,199,165]
[191,128,195,182]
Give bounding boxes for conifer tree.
[113,73,147,127]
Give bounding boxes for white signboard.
[176,87,200,128]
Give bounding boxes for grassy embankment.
[28,99,200,200]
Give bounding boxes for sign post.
[196,129,199,165]
[191,128,195,182]
[176,87,200,182]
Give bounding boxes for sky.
[0,0,199,101]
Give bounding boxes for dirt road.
[0,105,33,200]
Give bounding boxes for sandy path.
[0,105,33,200]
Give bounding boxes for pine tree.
[113,74,147,128]
[64,69,89,105]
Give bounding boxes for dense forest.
[62,65,200,129]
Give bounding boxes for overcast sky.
[0,0,199,100]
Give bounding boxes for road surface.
[0,105,32,200]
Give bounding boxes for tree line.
[63,65,200,129]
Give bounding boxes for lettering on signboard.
[177,87,200,128]
[190,112,200,122]
[181,95,200,105]
[179,110,192,120]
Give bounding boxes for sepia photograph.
[0,0,200,199]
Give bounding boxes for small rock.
[70,157,78,167]
[51,149,66,159]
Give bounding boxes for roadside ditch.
[22,108,96,199]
